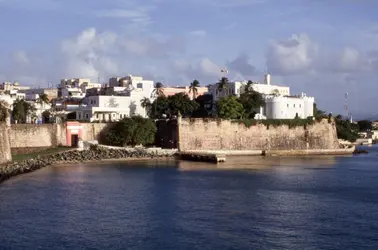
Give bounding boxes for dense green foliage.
[238,84,265,119]
[148,93,199,118]
[216,96,244,119]
[357,120,372,132]
[102,116,157,146]
[335,116,359,142]
[192,94,214,118]
[12,99,36,124]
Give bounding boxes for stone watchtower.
[0,101,12,163]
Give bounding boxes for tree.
[36,93,49,105]
[216,96,244,119]
[313,103,327,120]
[167,92,199,117]
[357,120,372,132]
[217,77,229,93]
[150,95,170,119]
[192,94,214,118]
[244,80,254,93]
[334,115,359,142]
[102,116,157,147]
[189,79,200,100]
[12,99,36,124]
[149,93,199,118]
[238,89,265,119]
[140,97,152,116]
[152,82,164,97]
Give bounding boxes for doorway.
[71,134,79,147]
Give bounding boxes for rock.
[353,149,368,154]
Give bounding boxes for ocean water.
[1,146,378,250]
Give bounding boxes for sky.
[0,0,378,118]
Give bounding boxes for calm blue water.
[1,146,378,250]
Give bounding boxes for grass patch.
[11,147,72,162]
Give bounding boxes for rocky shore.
[0,146,178,183]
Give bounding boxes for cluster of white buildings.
[209,74,314,119]
[0,72,315,124]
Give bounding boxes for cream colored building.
[1,82,30,91]
[59,78,102,99]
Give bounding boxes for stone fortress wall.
[177,118,340,151]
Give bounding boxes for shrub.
[102,116,157,147]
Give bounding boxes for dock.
[178,152,226,163]
[178,147,356,163]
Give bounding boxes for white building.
[209,74,314,119]
[109,75,153,89]
[58,78,102,99]
[209,74,290,101]
[75,76,154,122]
[264,93,314,119]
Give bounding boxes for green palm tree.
[140,97,152,117]
[189,79,200,100]
[217,77,229,94]
[244,80,254,93]
[12,99,36,124]
[36,93,49,105]
[152,82,164,97]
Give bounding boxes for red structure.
[66,122,83,147]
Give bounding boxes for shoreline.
[0,147,178,184]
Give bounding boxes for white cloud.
[227,53,258,78]
[12,50,29,65]
[266,33,318,75]
[188,30,207,37]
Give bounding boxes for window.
[299,104,302,108]
[85,113,89,119]
[287,104,289,108]
[137,83,143,88]
[293,104,296,108]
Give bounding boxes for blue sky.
[0,0,378,118]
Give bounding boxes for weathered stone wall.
[177,118,340,151]
[0,123,12,164]
[81,123,110,142]
[9,124,66,150]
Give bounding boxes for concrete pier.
[179,146,355,163]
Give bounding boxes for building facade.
[209,74,314,120]
[209,74,290,102]
[75,76,155,122]
[161,86,209,100]
[58,78,101,99]
[264,93,314,119]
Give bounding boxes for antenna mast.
[220,67,228,78]
[344,92,351,121]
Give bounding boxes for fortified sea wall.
[0,123,12,164]
[8,123,105,154]
[177,118,340,151]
